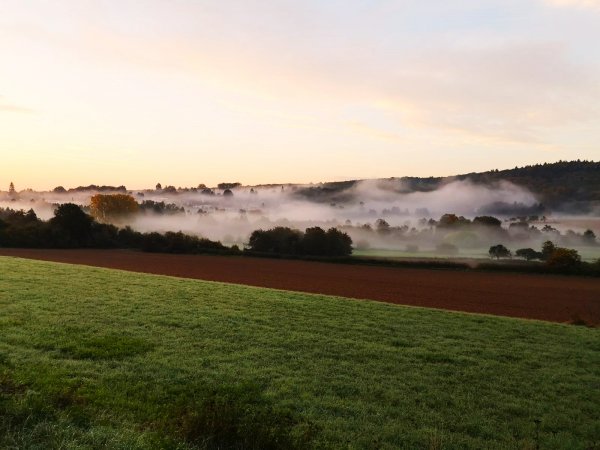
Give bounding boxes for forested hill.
[453,161,599,209]
[295,161,600,211]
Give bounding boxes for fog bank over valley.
[2,164,599,261]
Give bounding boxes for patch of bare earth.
[1,248,598,325]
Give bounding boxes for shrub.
[140,231,226,254]
[547,248,581,269]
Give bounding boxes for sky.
[1,0,599,190]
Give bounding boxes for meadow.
[353,246,600,262]
[0,257,598,449]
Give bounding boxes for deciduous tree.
[547,248,581,269]
[473,216,502,227]
[541,240,556,261]
[515,248,541,261]
[90,194,138,222]
[50,203,93,242]
[489,244,511,259]
[583,229,597,244]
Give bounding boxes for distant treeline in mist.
[81,193,599,253]
[0,205,227,254]
[5,161,598,211]
[294,160,600,213]
[52,184,127,193]
[2,204,600,275]
[341,213,598,253]
[0,205,352,257]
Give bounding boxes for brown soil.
[1,248,598,325]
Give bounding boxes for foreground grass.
[0,257,598,449]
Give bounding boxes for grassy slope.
[0,257,598,449]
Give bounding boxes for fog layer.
[2,179,598,260]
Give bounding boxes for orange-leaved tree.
[90,194,138,222]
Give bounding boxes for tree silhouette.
[50,203,93,243]
[541,241,556,261]
[515,248,541,261]
[489,244,511,259]
[583,229,597,244]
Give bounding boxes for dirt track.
[1,248,598,325]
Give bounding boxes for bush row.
[0,205,228,254]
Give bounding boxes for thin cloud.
[374,42,600,145]
[49,26,600,147]
[1,0,599,183]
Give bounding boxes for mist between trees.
[0,203,353,258]
[0,173,599,262]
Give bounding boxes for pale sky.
[1,0,599,190]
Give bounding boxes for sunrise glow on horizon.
[1,0,599,190]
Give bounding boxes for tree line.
[295,161,600,212]
[0,204,227,254]
[248,227,352,257]
[0,204,353,257]
[488,240,598,275]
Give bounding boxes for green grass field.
[353,246,600,262]
[0,257,598,449]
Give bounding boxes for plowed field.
[1,248,598,325]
